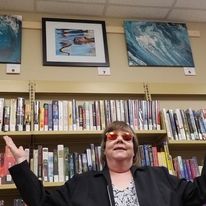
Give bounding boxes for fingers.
[19,146,24,151]
[3,136,18,151]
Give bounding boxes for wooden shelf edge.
[0,182,64,190]
[147,83,206,95]
[169,140,206,145]
[0,130,166,136]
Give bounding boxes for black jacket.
[9,160,206,206]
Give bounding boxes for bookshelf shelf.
[168,140,206,150]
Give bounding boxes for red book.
[3,146,16,183]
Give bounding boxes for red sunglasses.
[106,132,133,141]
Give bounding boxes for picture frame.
[0,15,22,64]
[124,21,195,67]
[42,18,110,67]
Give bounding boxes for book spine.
[10,99,17,131]
[48,103,53,131]
[52,100,59,131]
[16,97,25,131]
[42,147,49,182]
[0,98,5,131]
[24,103,31,131]
[57,144,64,182]
[58,100,64,131]
[37,145,43,180]
[43,103,49,131]
[33,101,40,131]
[48,152,54,182]
[3,106,10,132]
[62,100,68,131]
[53,149,59,182]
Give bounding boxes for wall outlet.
[6,64,21,74]
[98,67,111,76]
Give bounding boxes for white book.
[84,101,90,130]
[116,100,121,121]
[120,100,125,122]
[62,100,68,131]
[89,102,94,130]
[48,152,54,182]
[86,148,92,171]
[162,108,173,140]
[33,149,38,176]
[72,99,77,131]
[58,100,64,131]
[9,99,16,131]
[110,100,117,122]
[57,144,64,182]
[25,148,30,163]
[174,109,186,140]
[99,100,106,130]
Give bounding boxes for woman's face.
[104,130,134,164]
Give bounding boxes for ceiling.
[1,0,206,23]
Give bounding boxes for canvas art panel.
[0,15,22,64]
[124,21,195,67]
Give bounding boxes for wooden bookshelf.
[1,80,206,205]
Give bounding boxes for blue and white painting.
[124,21,195,67]
[0,15,22,64]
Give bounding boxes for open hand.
[3,136,26,164]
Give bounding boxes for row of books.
[0,98,31,132]
[137,142,175,175]
[137,142,202,180]
[1,142,202,185]
[0,143,102,184]
[0,199,27,206]
[34,99,161,131]
[0,97,161,132]
[173,156,201,181]
[162,108,206,141]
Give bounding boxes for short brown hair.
[100,121,139,167]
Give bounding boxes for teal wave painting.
[0,15,22,64]
[124,21,195,67]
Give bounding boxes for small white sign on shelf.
[184,67,196,76]
[97,67,111,76]
[6,64,21,74]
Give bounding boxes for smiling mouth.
[114,147,126,150]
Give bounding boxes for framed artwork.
[0,15,22,64]
[42,18,110,67]
[124,21,195,67]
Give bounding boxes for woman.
[3,121,206,206]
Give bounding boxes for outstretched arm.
[3,136,26,164]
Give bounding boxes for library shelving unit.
[147,82,206,165]
[0,80,179,205]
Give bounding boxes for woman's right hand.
[3,136,27,164]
